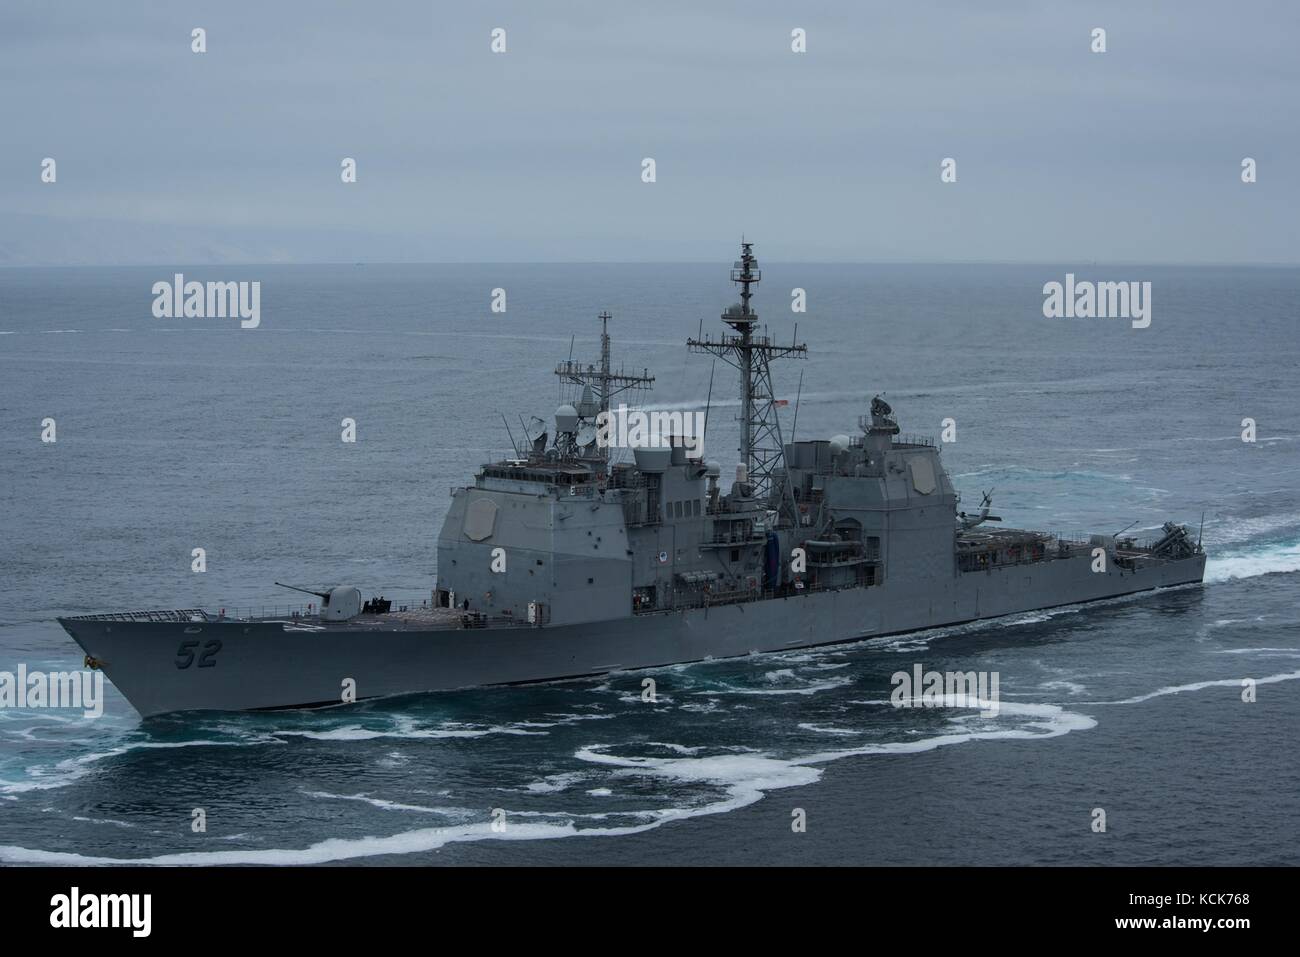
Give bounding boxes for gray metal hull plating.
[60,551,1205,718]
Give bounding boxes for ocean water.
[0,262,1297,866]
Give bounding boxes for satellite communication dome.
[555,404,579,433]
[829,434,851,454]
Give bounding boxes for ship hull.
[59,551,1205,718]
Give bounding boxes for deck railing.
[64,608,209,623]
[214,595,435,622]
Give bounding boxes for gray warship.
[59,242,1206,717]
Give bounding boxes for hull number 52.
[175,639,222,669]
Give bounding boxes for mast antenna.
[687,241,806,512]
[790,369,805,446]
[702,360,716,456]
[500,413,521,458]
[554,311,655,467]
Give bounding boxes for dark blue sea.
[1,262,1297,865]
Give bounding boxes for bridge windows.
[664,499,704,521]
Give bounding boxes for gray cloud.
[1,0,1296,264]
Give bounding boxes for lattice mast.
[687,242,806,509]
[555,311,655,464]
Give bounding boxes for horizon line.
[4,259,1299,270]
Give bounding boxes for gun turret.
[274,581,363,620]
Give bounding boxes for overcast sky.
[1,0,1297,265]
